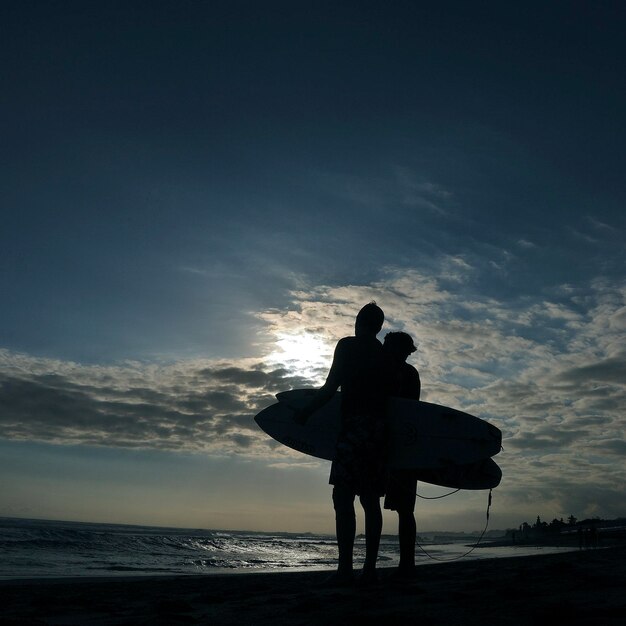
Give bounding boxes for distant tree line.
[505,515,626,545]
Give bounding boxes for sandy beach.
[2,545,624,625]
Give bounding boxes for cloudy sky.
[1,1,624,533]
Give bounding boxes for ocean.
[0,517,576,579]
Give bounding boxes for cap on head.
[383,331,417,355]
[355,301,384,334]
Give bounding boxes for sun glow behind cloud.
[265,332,332,384]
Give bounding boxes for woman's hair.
[384,331,417,354]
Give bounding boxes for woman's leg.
[398,508,416,571]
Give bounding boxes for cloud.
[568,228,599,245]
[0,351,316,456]
[311,166,453,217]
[557,356,626,386]
[591,439,626,456]
[587,216,618,233]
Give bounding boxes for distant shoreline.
[476,532,626,549]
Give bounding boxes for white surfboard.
[254,389,502,476]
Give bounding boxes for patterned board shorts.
[329,412,388,496]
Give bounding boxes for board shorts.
[329,412,387,496]
[384,470,419,512]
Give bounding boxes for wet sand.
[2,545,625,625]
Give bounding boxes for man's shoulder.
[332,337,354,361]
[337,335,382,348]
[334,336,382,363]
[334,336,353,352]
[337,336,355,346]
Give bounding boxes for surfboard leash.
[414,488,493,562]
[416,488,460,500]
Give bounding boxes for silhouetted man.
[382,331,421,578]
[296,302,388,585]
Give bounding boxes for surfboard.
[412,457,501,490]
[254,389,502,476]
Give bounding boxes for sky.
[1,1,624,534]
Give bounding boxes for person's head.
[354,301,384,337]
[383,331,417,361]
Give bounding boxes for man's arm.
[293,340,344,424]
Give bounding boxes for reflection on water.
[0,517,577,579]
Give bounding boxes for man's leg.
[332,485,356,577]
[359,492,382,577]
